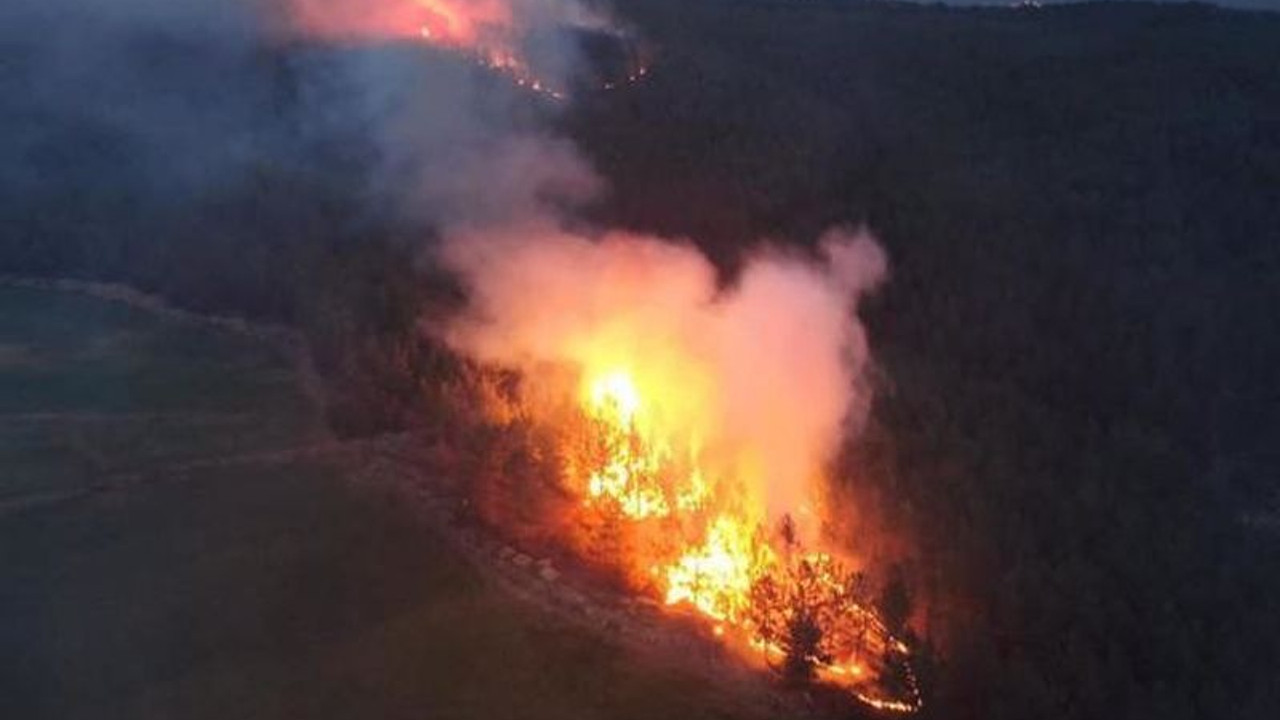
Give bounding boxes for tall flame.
[282,0,620,98]
[439,226,916,710]
[566,363,920,712]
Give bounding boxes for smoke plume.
[438,223,887,534]
[0,0,890,531]
[280,1,896,532]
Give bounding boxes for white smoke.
[278,0,892,529]
[437,222,887,531]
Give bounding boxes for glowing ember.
[408,0,570,100]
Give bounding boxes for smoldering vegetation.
[2,1,1279,719]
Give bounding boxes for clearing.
[0,284,765,720]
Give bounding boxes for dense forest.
[585,4,1280,718]
[2,1,1278,718]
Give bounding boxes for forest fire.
[439,227,920,712]
[285,0,646,99]
[409,0,567,98]
[563,364,921,713]
[291,3,908,713]
[286,0,562,95]
[287,0,531,46]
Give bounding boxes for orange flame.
[285,0,510,45]
[563,364,921,712]
[284,0,569,97]
[435,172,904,710]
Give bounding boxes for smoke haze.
[0,0,890,527]
[437,223,888,533]
[0,0,604,247]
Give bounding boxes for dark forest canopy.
[1,1,1277,718]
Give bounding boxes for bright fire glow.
[439,207,906,708]
[582,370,669,518]
[284,0,638,99]
[566,365,921,713]
[402,0,568,100]
[662,514,773,621]
[287,0,516,45]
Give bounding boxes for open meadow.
[0,286,761,720]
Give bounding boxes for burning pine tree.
[549,367,921,711]
[435,227,918,711]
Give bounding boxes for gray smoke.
[0,0,606,263]
[0,1,275,203]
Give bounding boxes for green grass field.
[0,286,756,720]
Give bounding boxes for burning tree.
[784,612,828,684]
[746,541,868,685]
[445,358,922,711]
[494,364,922,710]
[433,222,917,710]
